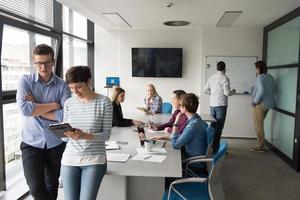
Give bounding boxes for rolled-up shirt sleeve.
[222,77,231,96]
[16,76,36,116]
[171,125,193,149]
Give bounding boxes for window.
[1,25,30,91]
[1,25,56,91]
[3,103,23,189]
[63,5,87,39]
[0,0,54,27]
[62,5,89,76]
[63,35,87,76]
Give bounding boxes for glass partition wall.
[263,7,300,171]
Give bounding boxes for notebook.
[105,141,120,150]
[106,153,130,163]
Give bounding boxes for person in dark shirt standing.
[111,87,142,127]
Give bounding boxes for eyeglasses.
[34,60,53,67]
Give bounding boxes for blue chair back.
[206,127,214,156]
[212,140,228,165]
[162,102,172,114]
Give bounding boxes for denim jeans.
[210,106,228,154]
[61,163,107,200]
[21,142,65,200]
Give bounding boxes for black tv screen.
[132,48,182,77]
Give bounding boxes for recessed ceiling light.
[216,11,243,27]
[164,21,190,26]
[102,12,132,28]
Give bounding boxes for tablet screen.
[49,123,73,138]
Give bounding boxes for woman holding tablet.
[61,66,112,200]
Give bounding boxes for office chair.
[182,127,214,177]
[162,102,172,114]
[162,140,228,200]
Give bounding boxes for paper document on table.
[136,148,167,154]
[132,154,167,163]
[105,141,120,150]
[107,153,130,163]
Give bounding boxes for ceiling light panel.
[102,12,132,28]
[216,11,242,27]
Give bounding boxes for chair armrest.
[182,155,207,164]
[187,158,213,165]
[185,158,213,177]
[171,177,207,186]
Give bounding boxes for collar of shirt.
[34,72,56,85]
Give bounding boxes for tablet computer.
[49,123,73,138]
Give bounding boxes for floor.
[23,138,300,200]
[222,138,300,200]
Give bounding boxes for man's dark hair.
[181,93,199,113]
[65,66,91,84]
[217,61,226,71]
[255,60,267,74]
[173,90,186,99]
[33,44,54,60]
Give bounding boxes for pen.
[144,156,152,160]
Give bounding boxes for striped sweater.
[61,94,113,166]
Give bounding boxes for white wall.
[200,27,263,138]
[95,26,263,138]
[95,27,202,110]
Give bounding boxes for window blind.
[0,0,53,27]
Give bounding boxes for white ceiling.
[58,0,300,29]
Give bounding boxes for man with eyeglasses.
[16,44,71,200]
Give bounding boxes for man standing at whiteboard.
[205,61,235,154]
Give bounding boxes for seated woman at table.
[138,84,162,114]
[150,90,188,140]
[171,93,208,166]
[111,87,142,127]
[61,66,112,200]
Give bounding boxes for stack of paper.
[105,141,120,150]
[107,153,130,163]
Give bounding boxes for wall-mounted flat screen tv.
[132,48,182,77]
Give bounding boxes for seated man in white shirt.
[204,61,235,154]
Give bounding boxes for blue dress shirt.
[171,114,208,158]
[16,73,71,149]
[252,73,275,109]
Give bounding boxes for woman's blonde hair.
[111,87,125,102]
[147,84,158,96]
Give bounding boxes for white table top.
[106,112,215,178]
[107,126,182,178]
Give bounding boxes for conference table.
[97,113,215,200]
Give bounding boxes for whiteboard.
[205,56,258,94]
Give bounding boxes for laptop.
[106,77,120,87]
